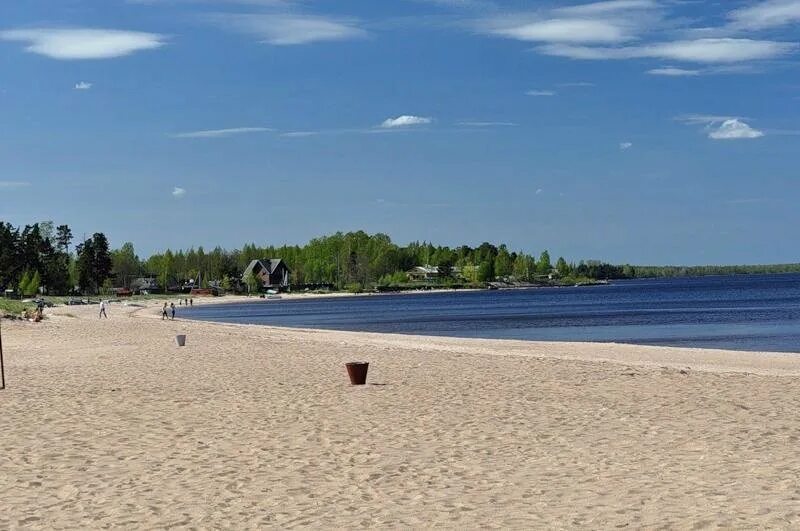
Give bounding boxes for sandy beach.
[2,298,800,529]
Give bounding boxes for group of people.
[161,302,175,320]
[161,299,192,320]
[96,298,194,320]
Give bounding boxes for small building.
[131,277,180,294]
[131,277,160,294]
[407,265,463,282]
[242,259,291,291]
[407,265,440,282]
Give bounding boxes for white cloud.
[647,67,700,76]
[485,18,633,44]
[620,142,633,150]
[74,81,93,90]
[477,0,661,45]
[0,28,166,60]
[677,115,765,140]
[649,38,796,63]
[471,2,797,73]
[557,81,595,87]
[208,13,366,45]
[708,119,764,140]
[172,187,186,198]
[525,90,556,96]
[0,181,31,188]
[173,127,273,138]
[535,188,544,195]
[728,0,800,31]
[380,115,432,128]
[539,38,797,63]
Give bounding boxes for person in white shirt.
[99,300,108,319]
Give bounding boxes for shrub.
[345,282,364,294]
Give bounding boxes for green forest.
[2,220,799,296]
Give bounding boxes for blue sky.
[1,0,798,264]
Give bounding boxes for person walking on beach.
[99,300,108,319]
[170,302,176,320]
[161,302,169,320]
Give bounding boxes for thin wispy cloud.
[539,38,797,63]
[74,81,93,90]
[172,127,273,138]
[172,187,186,198]
[380,115,432,128]
[677,114,742,125]
[208,13,366,45]
[554,0,660,16]
[411,0,491,7]
[472,1,798,71]
[456,121,517,127]
[557,81,595,87]
[728,0,800,31]
[281,131,320,137]
[131,0,292,5]
[620,142,633,150]
[647,67,700,76]
[526,90,556,96]
[724,197,772,205]
[0,181,31,188]
[0,28,166,60]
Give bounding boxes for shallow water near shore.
[184,274,800,353]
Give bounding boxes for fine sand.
[2,298,800,529]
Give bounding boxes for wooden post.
[0,316,5,390]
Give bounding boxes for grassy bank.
[0,299,33,316]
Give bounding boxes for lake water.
[184,274,800,353]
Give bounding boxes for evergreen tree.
[56,225,73,254]
[76,239,96,293]
[74,233,113,294]
[29,271,41,296]
[92,233,113,287]
[18,271,31,296]
[537,250,552,275]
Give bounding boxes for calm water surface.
[184,274,800,353]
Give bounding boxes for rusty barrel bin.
[176,334,186,347]
[345,362,369,385]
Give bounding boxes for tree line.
[2,220,799,295]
